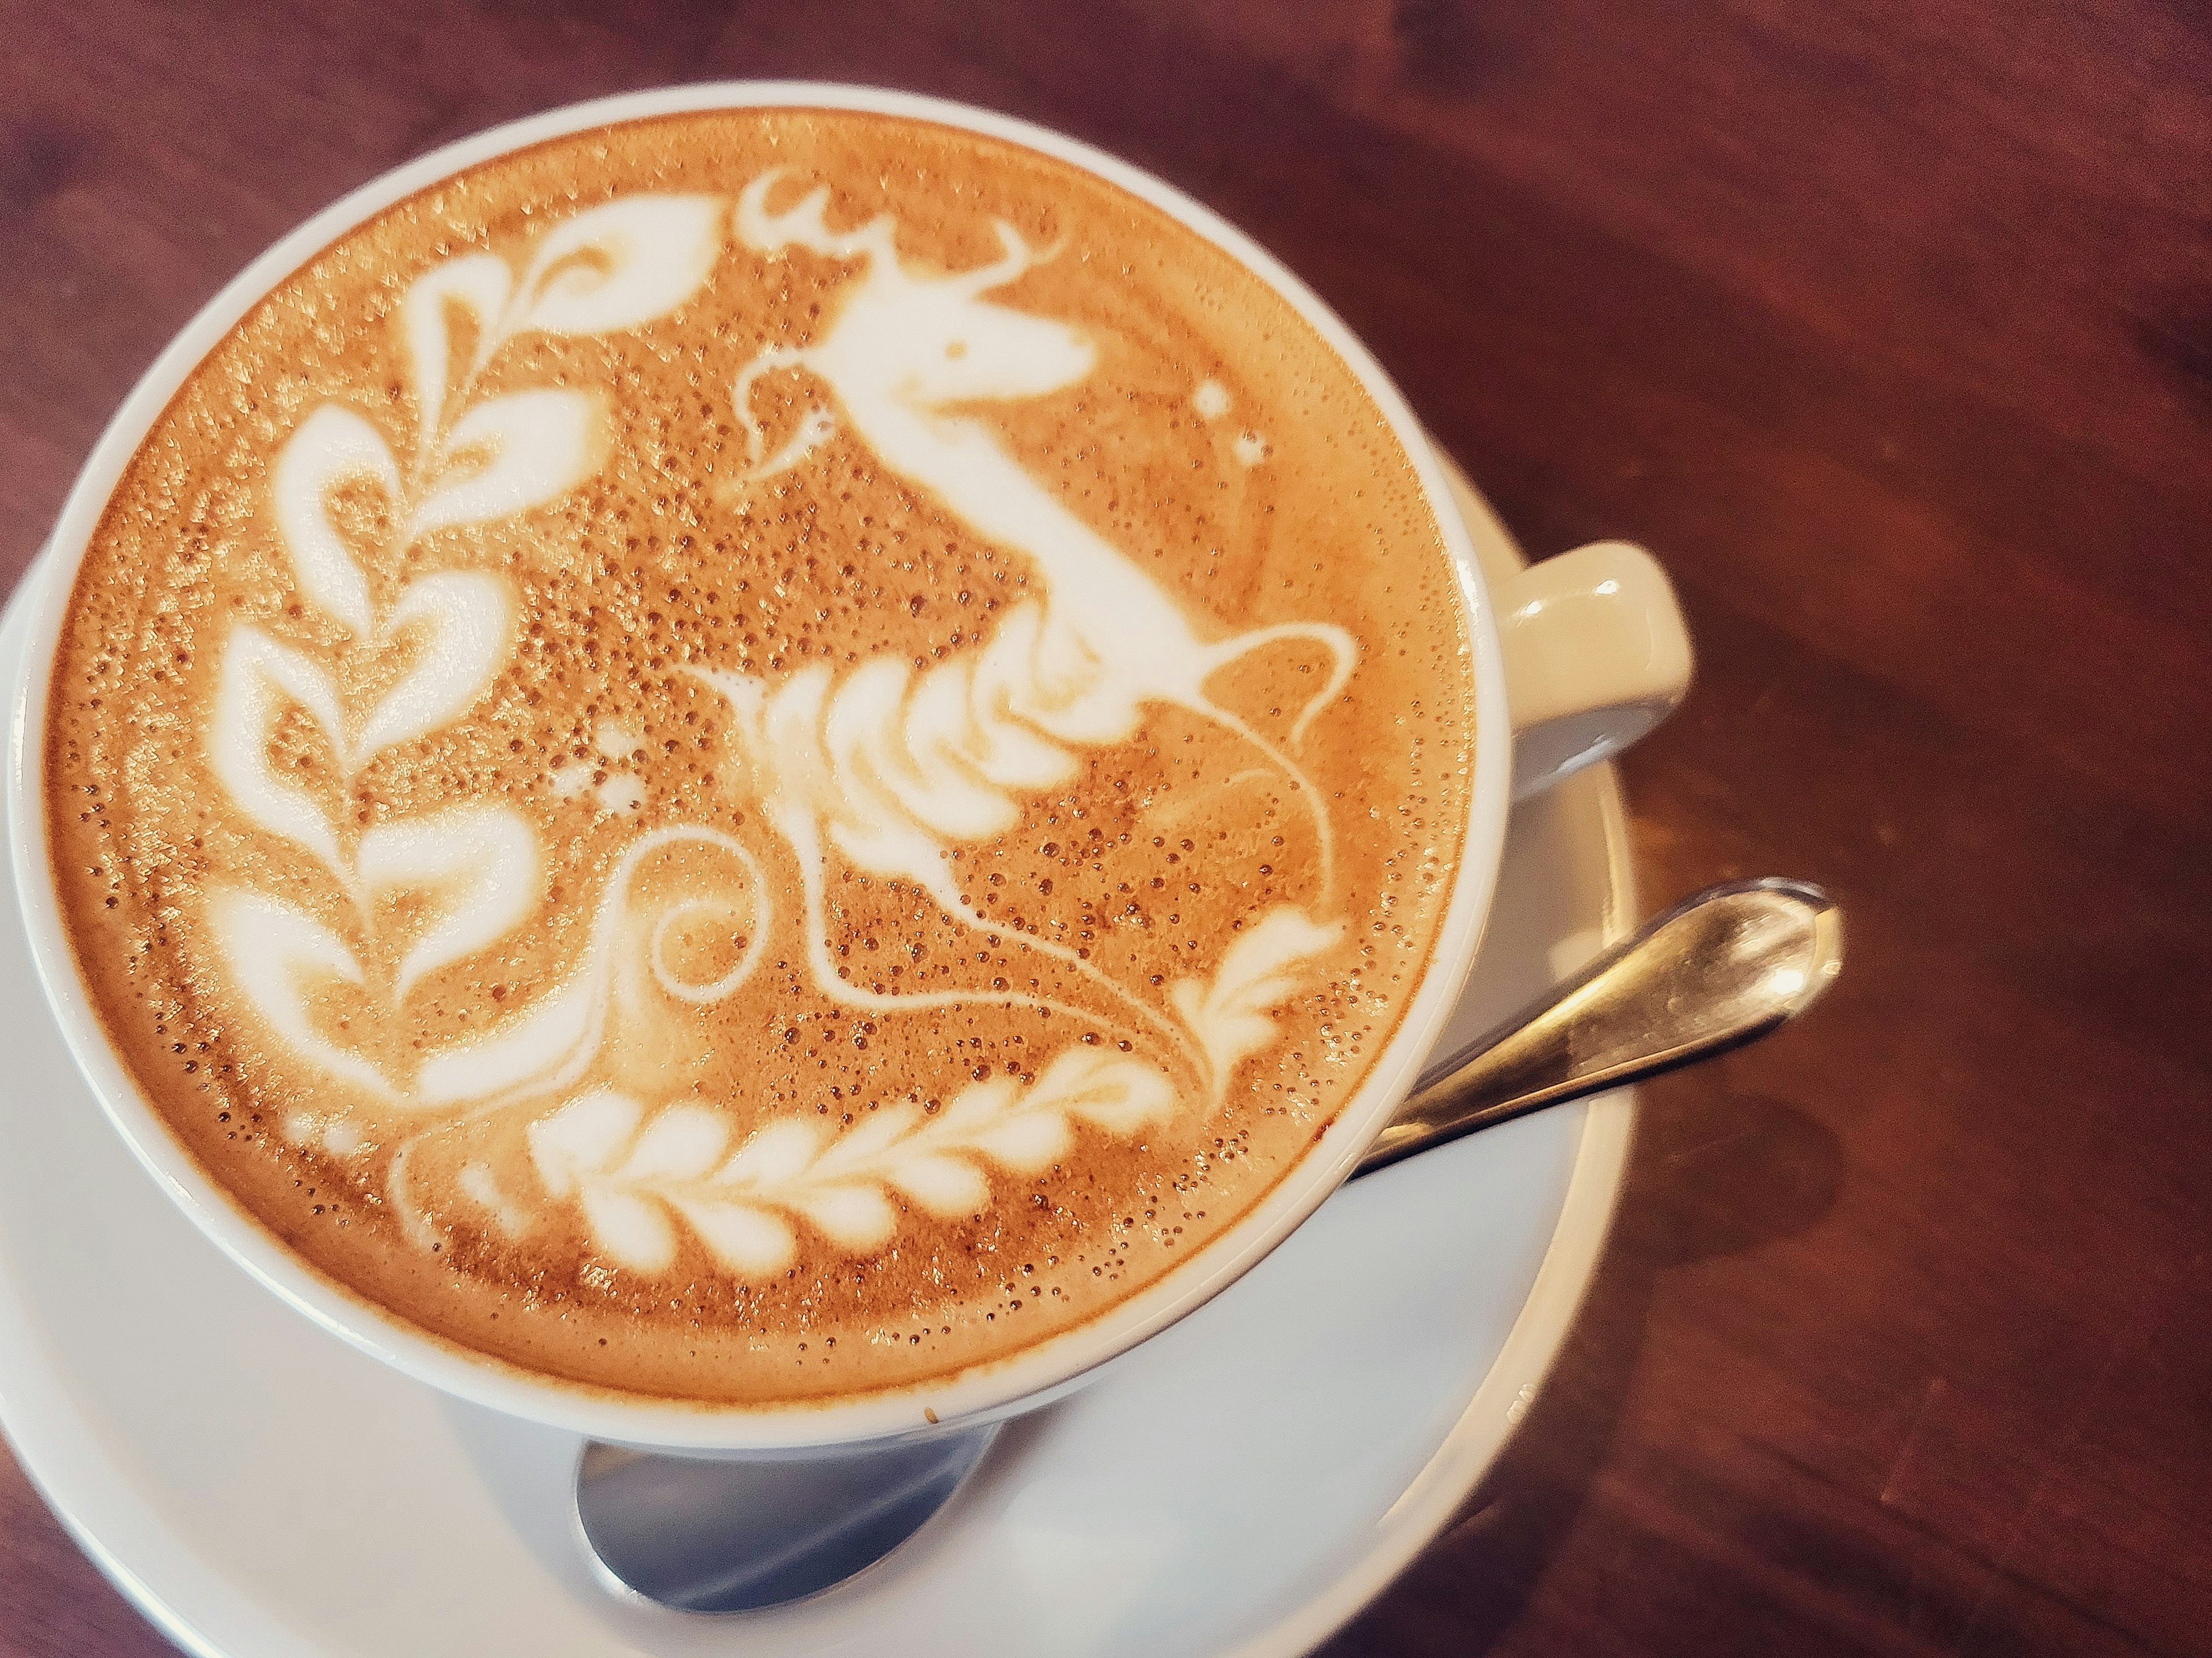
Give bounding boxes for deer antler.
[735,169,899,263]
[949,219,1060,297]
[729,343,839,485]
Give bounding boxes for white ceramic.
[3,82,1683,1451]
[0,477,1640,1649]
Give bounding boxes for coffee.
[45,109,1475,1404]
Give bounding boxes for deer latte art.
[46,110,1475,1404]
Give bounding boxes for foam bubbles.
[45,107,1477,1406]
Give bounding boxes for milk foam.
[199,194,728,1124]
[46,111,1473,1403]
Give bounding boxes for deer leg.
[730,346,838,481]
[1199,621,1359,748]
[907,859,1205,1076]
[785,809,1189,1075]
[1184,699,1340,900]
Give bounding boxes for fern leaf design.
[214,194,731,1123]
[1169,904,1343,1089]
[527,1048,1175,1277]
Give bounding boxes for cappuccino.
[45,109,1475,1403]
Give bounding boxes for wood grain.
[2,3,2206,1654]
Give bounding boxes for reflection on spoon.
[1357,877,1843,1177]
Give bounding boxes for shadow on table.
[1317,1072,1845,1656]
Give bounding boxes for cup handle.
[1497,541,1692,799]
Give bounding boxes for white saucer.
[0,476,1636,1657]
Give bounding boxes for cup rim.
[5,79,1511,1450]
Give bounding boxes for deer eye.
[944,340,968,360]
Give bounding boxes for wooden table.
[3,3,2205,1653]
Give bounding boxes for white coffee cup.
[4,82,1689,1454]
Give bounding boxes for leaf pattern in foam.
[518,194,726,337]
[209,890,395,1101]
[271,405,399,636]
[412,970,600,1107]
[202,193,752,1154]
[357,803,539,1001]
[1169,905,1344,1086]
[209,627,347,881]
[400,252,512,465]
[410,389,600,541]
[354,571,513,764]
[524,1048,1177,1278]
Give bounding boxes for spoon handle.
[1354,878,1843,1179]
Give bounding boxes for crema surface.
[46,109,1476,1405]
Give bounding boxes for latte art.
[47,111,1475,1403]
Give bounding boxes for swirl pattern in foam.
[45,109,1476,1405]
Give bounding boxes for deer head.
[732,170,1096,477]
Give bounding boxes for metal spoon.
[1356,877,1843,1176]
[575,877,1842,1613]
